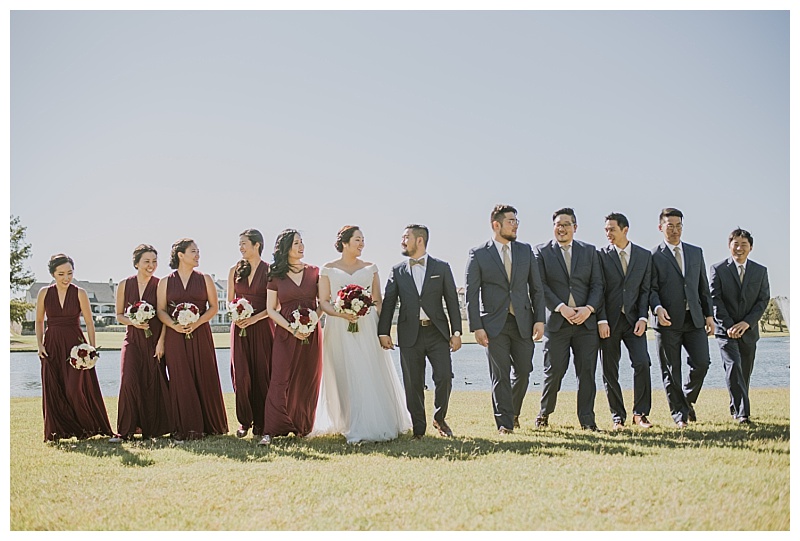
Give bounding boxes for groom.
[378,224,463,439]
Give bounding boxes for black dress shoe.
[412,434,424,440]
[582,425,601,432]
[688,405,697,422]
[236,427,248,438]
[433,420,453,437]
[498,426,514,434]
[535,415,548,428]
[513,415,520,429]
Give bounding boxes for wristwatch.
[452,331,461,337]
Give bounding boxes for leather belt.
[420,319,432,327]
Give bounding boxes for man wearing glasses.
[465,204,545,434]
[533,208,604,431]
[649,208,714,428]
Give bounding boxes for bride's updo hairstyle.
[169,238,195,269]
[235,229,265,283]
[334,225,360,253]
[48,253,74,275]
[268,229,300,281]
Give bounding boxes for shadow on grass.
[51,417,789,463]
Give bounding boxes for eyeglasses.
[554,223,574,229]
[664,224,683,231]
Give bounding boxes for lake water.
[9,336,789,398]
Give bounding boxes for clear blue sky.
[10,10,789,296]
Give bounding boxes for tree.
[10,215,35,324]
[760,298,786,332]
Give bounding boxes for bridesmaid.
[156,239,228,442]
[227,229,273,438]
[259,229,323,446]
[35,254,113,442]
[110,244,171,443]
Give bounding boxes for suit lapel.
[397,261,418,297]
[419,256,434,297]
[660,242,683,277]
[551,241,569,278]
[487,241,509,284]
[607,245,624,278]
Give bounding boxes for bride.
[311,225,412,443]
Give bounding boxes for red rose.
[77,348,88,358]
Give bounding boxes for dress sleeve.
[267,277,278,291]
[320,266,331,278]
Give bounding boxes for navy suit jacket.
[465,240,545,339]
[377,256,462,348]
[533,239,604,332]
[709,257,770,345]
[597,243,652,331]
[649,241,713,330]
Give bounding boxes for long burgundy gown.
[40,283,113,442]
[230,261,273,435]
[262,265,323,437]
[115,275,171,439]
[163,270,228,440]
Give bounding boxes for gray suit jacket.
[649,241,713,330]
[597,243,652,331]
[534,239,604,332]
[377,256,462,348]
[709,257,770,345]
[465,240,545,339]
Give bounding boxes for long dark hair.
[235,229,265,283]
[268,229,300,281]
[169,238,195,269]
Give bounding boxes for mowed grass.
[10,388,789,531]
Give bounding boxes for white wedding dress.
[311,264,412,443]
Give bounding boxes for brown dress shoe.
[676,420,688,429]
[513,415,520,429]
[433,420,453,437]
[535,415,548,428]
[612,421,625,431]
[498,426,514,434]
[633,414,653,428]
[412,434,424,440]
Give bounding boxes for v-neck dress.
[163,270,228,440]
[115,275,171,439]
[262,265,323,437]
[230,260,273,435]
[40,283,113,441]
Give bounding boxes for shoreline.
[9,328,790,353]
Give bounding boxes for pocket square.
[430,275,441,279]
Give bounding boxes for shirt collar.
[614,242,631,256]
[493,239,512,254]
[665,240,682,251]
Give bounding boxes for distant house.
[25,279,117,325]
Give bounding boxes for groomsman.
[709,228,770,424]
[649,208,714,428]
[596,213,653,430]
[534,208,604,430]
[465,204,545,434]
[378,224,462,439]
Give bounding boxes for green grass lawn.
[10,388,788,530]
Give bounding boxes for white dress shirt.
[408,253,430,321]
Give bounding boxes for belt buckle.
[420,319,432,327]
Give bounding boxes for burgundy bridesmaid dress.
[230,261,273,435]
[163,270,228,440]
[115,275,171,439]
[262,265,323,437]
[40,283,113,442]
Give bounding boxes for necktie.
[410,258,425,267]
[674,246,688,309]
[561,245,576,307]
[739,264,745,284]
[502,245,514,315]
[673,246,683,275]
[619,251,628,314]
